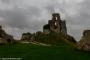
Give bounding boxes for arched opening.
[7,39,11,43]
[56,17,58,20]
[54,22,58,29]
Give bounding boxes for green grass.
[34,32,72,46]
[0,44,90,60]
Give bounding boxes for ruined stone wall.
[61,20,67,35]
[43,29,50,34]
[50,13,61,33]
[50,20,61,33]
[43,24,50,34]
[78,30,90,51]
[43,13,67,35]
[0,25,14,44]
[21,32,32,41]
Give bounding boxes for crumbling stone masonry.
[0,25,14,44]
[43,13,67,35]
[21,32,32,41]
[78,30,90,51]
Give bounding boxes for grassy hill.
[0,33,89,60]
[0,44,90,60]
[34,32,76,46]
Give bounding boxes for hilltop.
[20,13,76,47]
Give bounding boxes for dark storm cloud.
[78,0,90,25]
[44,0,90,40]
[0,4,43,39]
[1,0,21,4]
[45,0,65,16]
[63,0,90,40]
[65,0,90,26]
[0,6,41,29]
[1,0,11,3]
[0,0,90,40]
[0,10,27,28]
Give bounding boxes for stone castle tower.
[43,13,67,35]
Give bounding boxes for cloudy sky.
[0,0,90,41]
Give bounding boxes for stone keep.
[43,13,67,35]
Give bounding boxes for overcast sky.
[0,0,90,41]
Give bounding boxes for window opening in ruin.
[0,34,2,37]
[7,39,11,43]
[55,22,57,26]
[56,17,58,20]
[54,21,58,29]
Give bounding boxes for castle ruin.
[78,30,90,51]
[43,13,67,35]
[0,25,14,44]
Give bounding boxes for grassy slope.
[35,33,68,45]
[34,32,76,47]
[0,44,90,60]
